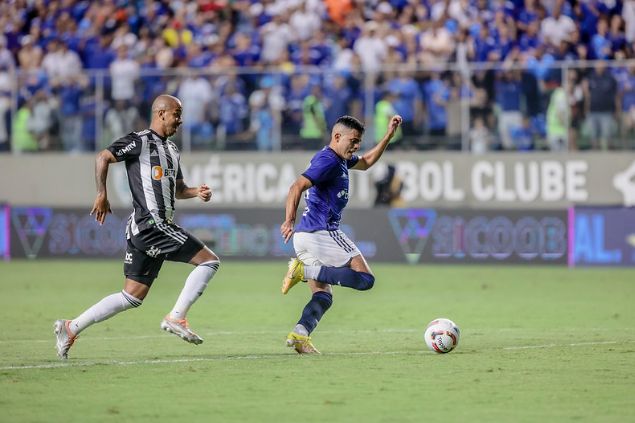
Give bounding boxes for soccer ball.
[424,318,460,354]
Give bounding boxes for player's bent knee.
[121,290,143,308]
[199,259,220,271]
[358,273,375,291]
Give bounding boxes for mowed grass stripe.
[4,339,634,371]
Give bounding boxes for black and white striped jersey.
[107,129,184,236]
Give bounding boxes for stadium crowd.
[1,0,635,152]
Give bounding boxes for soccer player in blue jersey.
[280,114,402,353]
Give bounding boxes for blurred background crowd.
[1,0,635,153]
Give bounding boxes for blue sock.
[297,291,333,334]
[316,267,375,291]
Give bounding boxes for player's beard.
[167,124,180,137]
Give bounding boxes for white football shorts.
[293,230,361,267]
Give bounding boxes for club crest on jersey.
[146,246,161,258]
[152,166,176,180]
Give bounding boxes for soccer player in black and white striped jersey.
[54,95,220,359]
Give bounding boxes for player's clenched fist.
[386,115,402,139]
[197,184,212,202]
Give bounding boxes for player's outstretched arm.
[176,180,212,202]
[353,115,402,171]
[90,149,117,225]
[281,175,312,244]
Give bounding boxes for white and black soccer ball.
[424,318,460,354]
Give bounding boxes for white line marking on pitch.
[1,327,633,345]
[1,340,634,371]
[0,328,420,344]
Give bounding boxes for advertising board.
[8,207,567,265]
[570,207,635,267]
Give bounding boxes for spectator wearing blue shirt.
[517,0,539,33]
[518,21,542,58]
[231,33,261,92]
[188,13,217,45]
[386,69,422,142]
[19,69,49,104]
[323,74,352,129]
[584,61,618,150]
[56,74,87,152]
[555,39,580,62]
[137,51,168,125]
[591,18,612,59]
[493,24,515,61]
[617,64,635,139]
[474,25,497,62]
[219,81,248,149]
[284,74,310,135]
[291,40,323,66]
[608,14,627,57]
[59,19,82,54]
[82,34,116,70]
[575,0,600,43]
[469,0,495,26]
[248,77,285,151]
[232,33,261,67]
[510,116,535,151]
[187,43,216,68]
[423,72,451,138]
[568,27,590,60]
[495,70,523,150]
[310,31,334,66]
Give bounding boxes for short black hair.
[335,115,365,134]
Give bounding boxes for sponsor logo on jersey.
[115,141,136,156]
[152,166,176,180]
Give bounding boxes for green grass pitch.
[0,260,634,423]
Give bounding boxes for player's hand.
[90,196,112,226]
[197,184,212,202]
[280,220,295,244]
[386,115,402,140]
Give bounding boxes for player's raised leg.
[296,254,375,291]
[282,258,305,294]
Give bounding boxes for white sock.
[294,324,309,336]
[70,290,142,336]
[304,265,321,280]
[169,260,219,320]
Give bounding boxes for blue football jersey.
[295,147,359,232]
